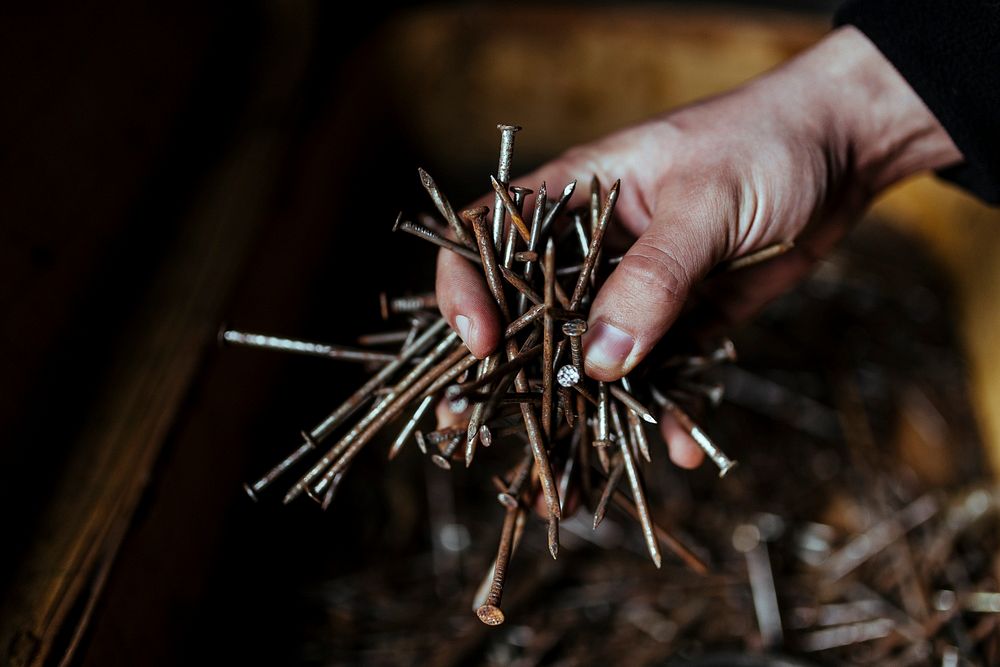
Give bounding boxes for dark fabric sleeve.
[835,0,1000,203]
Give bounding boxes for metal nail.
[562,319,587,375]
[542,238,557,439]
[388,394,435,461]
[609,384,657,424]
[651,386,736,478]
[570,180,619,311]
[620,377,651,462]
[244,430,317,501]
[716,240,794,273]
[733,523,783,648]
[357,330,410,346]
[394,214,483,264]
[594,381,611,447]
[221,328,401,364]
[556,364,580,387]
[612,401,661,568]
[431,431,463,470]
[594,454,625,529]
[417,167,475,248]
[490,176,531,246]
[477,504,519,625]
[491,124,522,247]
[517,181,547,315]
[379,292,437,319]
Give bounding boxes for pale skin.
[435,26,963,469]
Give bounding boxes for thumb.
[583,191,728,380]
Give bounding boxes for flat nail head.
[477,604,506,626]
[243,483,259,502]
[562,319,588,337]
[497,493,518,510]
[460,206,490,225]
[515,251,537,263]
[556,364,580,387]
[446,385,469,413]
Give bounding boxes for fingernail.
[584,321,634,373]
[455,315,473,347]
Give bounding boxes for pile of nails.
[224,123,766,627]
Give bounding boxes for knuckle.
[617,241,693,305]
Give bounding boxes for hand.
[435,26,962,469]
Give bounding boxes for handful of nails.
[226,123,756,626]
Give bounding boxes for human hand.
[435,26,962,468]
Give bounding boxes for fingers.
[659,413,704,469]
[583,188,729,381]
[436,247,500,358]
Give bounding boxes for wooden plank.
[0,4,320,664]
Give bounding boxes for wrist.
[795,26,962,194]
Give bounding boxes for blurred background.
[3,2,1000,666]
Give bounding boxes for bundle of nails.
[223,123,792,627]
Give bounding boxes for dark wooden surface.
[0,2,412,664]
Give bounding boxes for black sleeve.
[835,0,1000,204]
